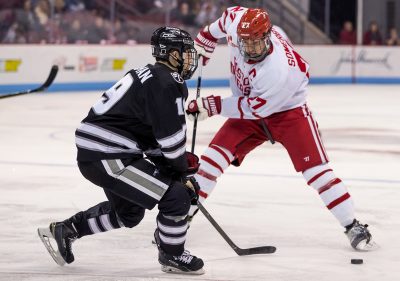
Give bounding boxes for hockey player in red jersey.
[186,7,377,251]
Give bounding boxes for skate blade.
[355,240,379,251]
[37,227,66,266]
[161,265,205,275]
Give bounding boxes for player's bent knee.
[158,181,191,217]
[116,206,145,228]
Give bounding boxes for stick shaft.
[190,63,203,153]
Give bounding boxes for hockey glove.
[194,26,218,66]
[185,151,200,177]
[184,177,200,205]
[186,95,222,121]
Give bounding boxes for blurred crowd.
[0,0,399,45]
[338,20,399,46]
[0,0,240,44]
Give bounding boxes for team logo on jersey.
[171,72,184,84]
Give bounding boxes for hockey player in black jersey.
[37,26,205,275]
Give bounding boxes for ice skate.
[37,221,78,265]
[345,219,378,251]
[154,230,204,275]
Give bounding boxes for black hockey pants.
[65,158,191,255]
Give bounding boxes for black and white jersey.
[75,63,189,173]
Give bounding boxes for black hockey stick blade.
[0,65,59,99]
[197,202,276,256]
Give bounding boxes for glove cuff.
[195,27,218,51]
[203,95,222,116]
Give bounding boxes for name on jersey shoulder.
[171,72,184,84]
[272,29,296,67]
[135,66,153,84]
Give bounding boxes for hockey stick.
[197,202,276,255]
[189,63,276,256]
[260,119,275,144]
[190,63,203,154]
[0,65,59,99]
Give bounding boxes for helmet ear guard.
[151,26,198,80]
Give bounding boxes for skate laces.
[174,250,193,264]
[346,220,371,242]
[349,221,369,234]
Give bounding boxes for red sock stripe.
[201,155,224,174]
[197,169,217,181]
[326,192,350,210]
[198,190,208,199]
[210,144,231,165]
[318,178,342,194]
[307,169,333,185]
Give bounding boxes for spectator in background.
[171,2,196,26]
[195,0,218,27]
[15,0,39,35]
[2,22,27,43]
[65,0,85,12]
[363,21,383,45]
[86,14,108,44]
[34,0,50,26]
[338,21,356,45]
[66,18,88,43]
[386,27,399,46]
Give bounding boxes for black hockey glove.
[184,177,200,205]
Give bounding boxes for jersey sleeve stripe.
[78,122,140,150]
[218,19,226,33]
[162,144,186,159]
[76,136,141,154]
[223,10,228,27]
[157,127,186,148]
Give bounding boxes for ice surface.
[0,85,399,280]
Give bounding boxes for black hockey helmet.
[151,26,198,80]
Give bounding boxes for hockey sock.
[303,163,355,227]
[156,213,188,256]
[66,201,124,238]
[194,144,234,201]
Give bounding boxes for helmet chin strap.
[169,52,184,74]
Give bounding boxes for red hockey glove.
[194,26,218,66]
[185,151,200,176]
[186,95,222,121]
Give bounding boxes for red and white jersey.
[208,6,310,119]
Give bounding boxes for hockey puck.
[351,259,363,264]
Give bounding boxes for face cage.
[238,33,271,62]
[180,47,198,80]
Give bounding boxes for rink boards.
[1,45,400,94]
